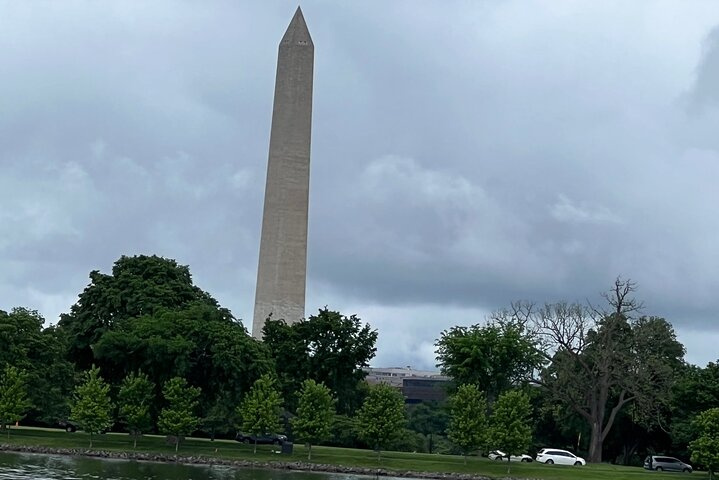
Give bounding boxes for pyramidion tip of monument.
[281,6,313,47]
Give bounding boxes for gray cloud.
[2,1,719,370]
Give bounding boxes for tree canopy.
[357,383,406,461]
[532,280,685,463]
[690,408,719,479]
[158,377,201,452]
[293,379,336,459]
[118,371,155,448]
[486,390,532,472]
[263,308,377,414]
[435,312,541,402]
[447,383,487,463]
[0,364,30,439]
[70,366,114,448]
[237,374,283,454]
[58,255,226,369]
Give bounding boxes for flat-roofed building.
[364,366,451,403]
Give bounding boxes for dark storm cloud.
[2,1,719,369]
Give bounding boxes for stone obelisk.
[252,7,314,338]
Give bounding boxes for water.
[0,451,373,480]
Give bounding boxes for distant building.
[364,366,451,404]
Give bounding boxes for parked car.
[488,450,533,462]
[535,448,586,466]
[644,456,692,473]
[58,420,77,432]
[234,432,287,445]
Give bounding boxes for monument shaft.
[252,8,314,338]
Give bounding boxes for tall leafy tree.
[59,255,272,422]
[58,255,226,370]
[70,366,114,448]
[118,372,155,448]
[93,304,271,409]
[293,379,336,460]
[690,408,719,479]
[435,310,541,402]
[356,383,406,461]
[237,374,283,454]
[263,308,377,414]
[447,384,487,464]
[158,377,201,452]
[486,390,532,473]
[0,365,30,439]
[532,279,685,462]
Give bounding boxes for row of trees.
[1,255,718,468]
[434,278,719,468]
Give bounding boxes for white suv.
[535,448,586,465]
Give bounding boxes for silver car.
[644,455,692,473]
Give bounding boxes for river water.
[0,451,372,480]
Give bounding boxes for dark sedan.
[235,432,287,445]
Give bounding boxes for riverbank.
[1,443,493,480]
[0,428,707,480]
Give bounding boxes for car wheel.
[243,438,250,444]
[546,459,554,465]
[522,458,529,462]
[683,468,691,473]
[65,425,76,433]
[655,467,663,472]
[574,461,582,466]
[494,457,503,461]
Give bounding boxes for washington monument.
[252,7,314,338]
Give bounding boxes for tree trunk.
[588,421,602,463]
[89,433,93,449]
[308,444,312,460]
[622,440,638,465]
[254,441,257,454]
[175,439,179,452]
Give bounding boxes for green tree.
[237,374,283,454]
[59,255,273,422]
[486,390,532,473]
[668,362,719,458]
[70,366,114,448]
[58,255,228,370]
[0,365,31,439]
[118,371,155,448]
[0,308,74,425]
[690,408,719,479]
[263,308,377,414]
[530,279,684,462]
[356,383,406,461]
[447,383,487,464]
[158,377,201,452]
[435,311,541,402]
[293,379,336,459]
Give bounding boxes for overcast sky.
[2,1,719,370]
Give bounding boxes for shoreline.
[1,444,496,480]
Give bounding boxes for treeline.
[1,255,719,472]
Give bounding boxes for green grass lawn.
[1,427,707,480]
